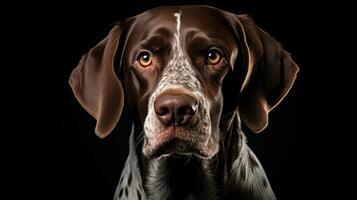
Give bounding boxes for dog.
[69,5,299,200]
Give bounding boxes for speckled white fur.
[231,135,276,199]
[114,125,146,200]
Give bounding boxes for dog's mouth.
[149,138,201,158]
[143,126,218,160]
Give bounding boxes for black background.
[9,0,344,199]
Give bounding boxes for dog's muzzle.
[143,89,218,159]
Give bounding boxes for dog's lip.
[142,127,215,159]
[144,137,213,160]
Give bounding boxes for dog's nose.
[154,94,197,126]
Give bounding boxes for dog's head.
[69,6,299,159]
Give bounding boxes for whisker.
[135,131,145,147]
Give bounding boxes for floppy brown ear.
[69,25,124,138]
[235,15,299,133]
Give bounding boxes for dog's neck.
[142,154,219,200]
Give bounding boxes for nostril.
[177,105,196,116]
[177,107,187,116]
[158,107,170,116]
[154,93,198,126]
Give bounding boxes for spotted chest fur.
[114,126,146,200]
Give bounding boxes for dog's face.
[122,7,239,159]
[69,6,299,159]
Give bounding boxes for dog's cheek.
[211,95,223,134]
[138,96,150,123]
[198,99,212,136]
[122,67,141,106]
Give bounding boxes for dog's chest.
[115,156,145,200]
[114,128,146,200]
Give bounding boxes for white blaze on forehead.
[174,12,181,48]
[173,12,182,54]
[174,12,181,34]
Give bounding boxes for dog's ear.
[230,14,299,133]
[69,25,125,138]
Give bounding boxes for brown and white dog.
[69,5,299,200]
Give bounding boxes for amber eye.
[207,48,222,65]
[138,51,152,67]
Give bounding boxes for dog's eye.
[138,51,152,67]
[207,48,222,65]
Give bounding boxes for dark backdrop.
[23,0,323,199]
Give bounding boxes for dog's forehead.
[130,6,235,43]
[142,6,230,26]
